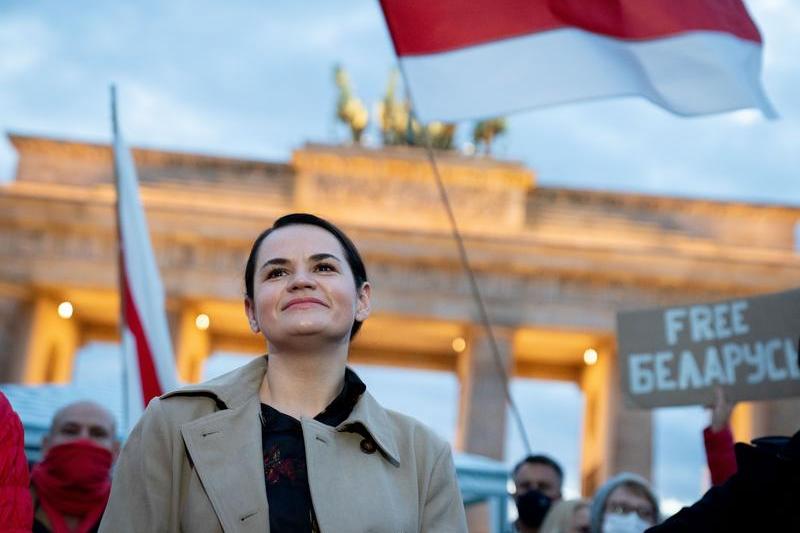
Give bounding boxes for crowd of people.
[1,213,798,532]
[5,384,788,532]
[505,386,746,533]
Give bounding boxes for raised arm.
[703,387,737,486]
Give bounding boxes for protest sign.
[617,288,800,408]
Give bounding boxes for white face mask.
[602,512,651,533]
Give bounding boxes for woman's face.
[244,224,370,348]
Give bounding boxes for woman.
[589,473,659,533]
[100,213,467,532]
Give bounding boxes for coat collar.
[161,355,401,465]
[336,389,400,466]
[161,355,267,409]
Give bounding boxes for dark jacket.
[647,430,800,532]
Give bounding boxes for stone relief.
[303,173,512,219]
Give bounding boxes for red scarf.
[31,440,112,533]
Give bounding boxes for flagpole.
[110,85,131,435]
[396,70,533,455]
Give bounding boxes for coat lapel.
[181,395,268,533]
[303,391,405,532]
[337,391,400,466]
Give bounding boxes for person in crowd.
[31,400,119,533]
[703,386,737,486]
[0,391,33,532]
[540,498,590,533]
[508,454,564,532]
[647,428,800,532]
[100,213,467,532]
[589,472,659,533]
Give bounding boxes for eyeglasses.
[605,502,655,522]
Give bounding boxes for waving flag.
[379,0,776,122]
[111,89,178,431]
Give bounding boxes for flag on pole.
[379,0,776,122]
[111,88,178,431]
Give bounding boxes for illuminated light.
[452,337,467,353]
[57,301,73,319]
[195,313,210,331]
[583,348,598,366]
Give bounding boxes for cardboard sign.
[617,288,800,408]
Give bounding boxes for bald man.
[31,401,119,533]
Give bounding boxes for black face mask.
[515,489,553,528]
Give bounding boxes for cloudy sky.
[3,0,798,513]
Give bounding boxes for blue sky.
[2,0,798,514]
[1,0,798,200]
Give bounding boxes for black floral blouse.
[260,368,366,533]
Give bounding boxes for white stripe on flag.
[113,120,179,432]
[121,328,145,424]
[401,29,775,122]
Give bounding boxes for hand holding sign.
[709,386,734,433]
[617,288,800,408]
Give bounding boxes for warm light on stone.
[57,301,73,319]
[583,348,598,366]
[452,337,467,353]
[195,313,210,331]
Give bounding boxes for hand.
[708,386,734,432]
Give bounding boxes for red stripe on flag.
[380,0,762,56]
[120,261,163,405]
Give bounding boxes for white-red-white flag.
[111,90,178,431]
[379,0,776,122]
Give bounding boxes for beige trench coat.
[99,356,467,532]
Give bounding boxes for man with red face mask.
[31,401,119,533]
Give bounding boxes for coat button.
[360,438,377,454]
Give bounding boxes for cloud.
[727,110,761,126]
[0,15,51,80]
[115,81,220,149]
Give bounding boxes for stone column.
[22,296,80,384]
[760,398,800,437]
[731,402,765,443]
[456,325,514,459]
[732,399,800,443]
[174,306,211,383]
[456,325,514,533]
[580,345,652,495]
[0,284,32,382]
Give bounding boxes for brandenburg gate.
[1,133,799,494]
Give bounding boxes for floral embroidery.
[263,445,302,484]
